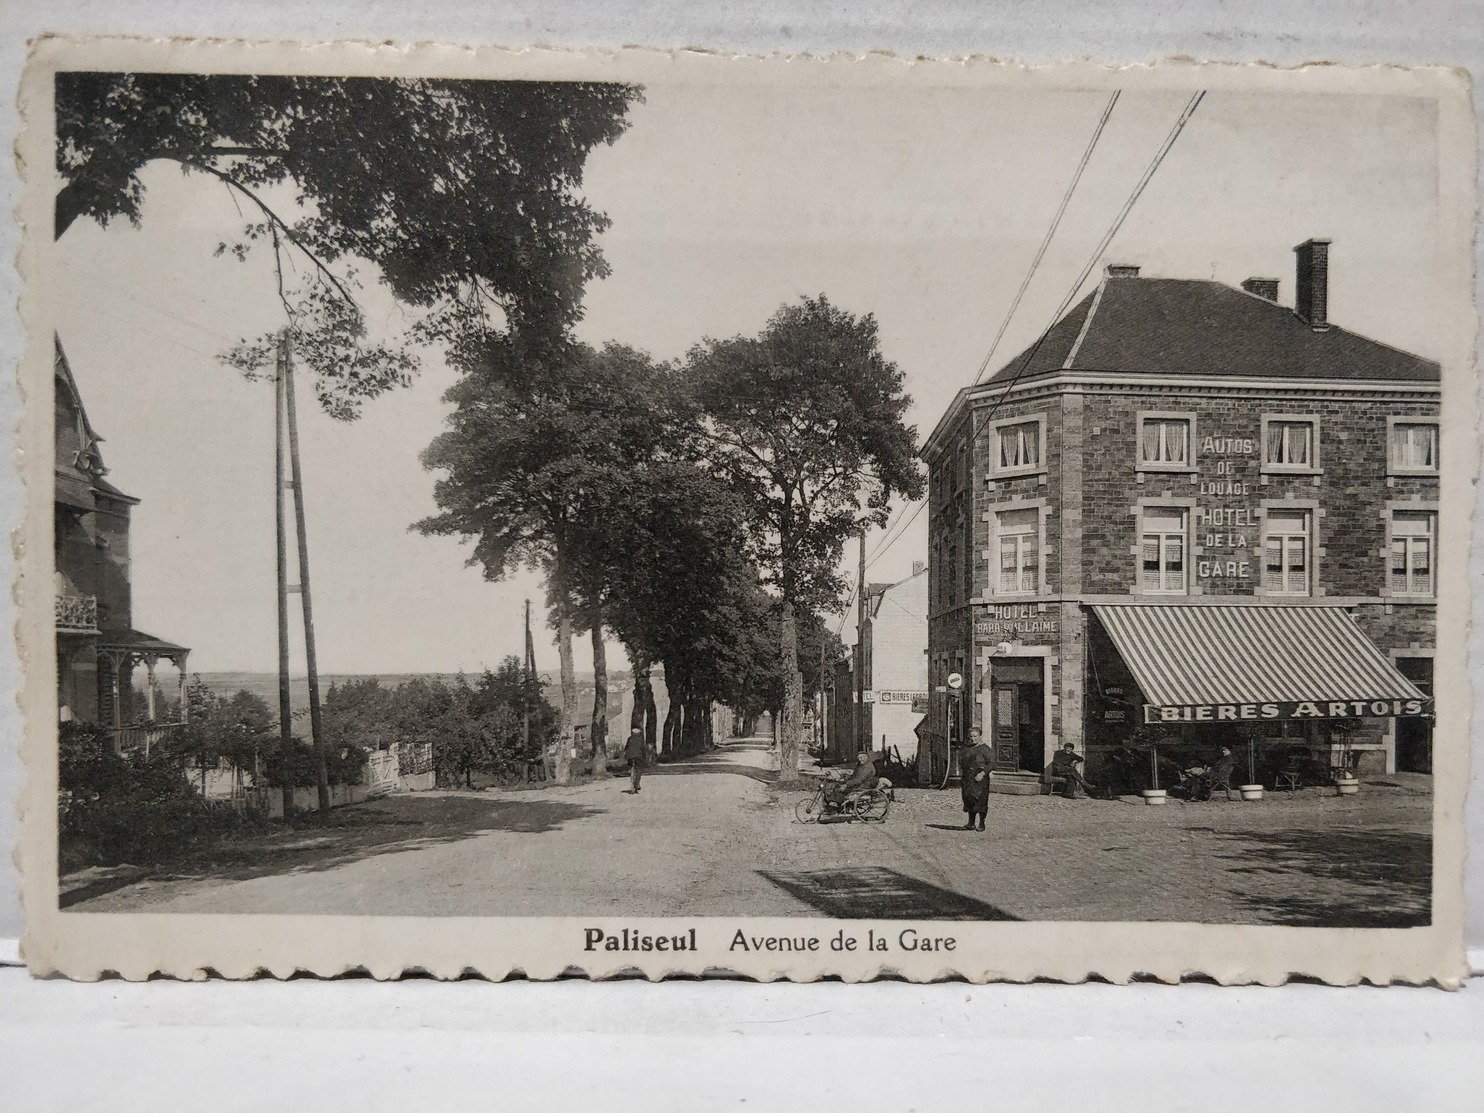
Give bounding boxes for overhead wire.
[865,89,1206,576]
[859,89,1138,574]
[971,90,1121,386]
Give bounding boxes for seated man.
[824,750,877,812]
[1050,742,1095,798]
[1191,747,1237,801]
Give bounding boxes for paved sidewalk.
[67,741,1430,926]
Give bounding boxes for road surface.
[69,740,1431,926]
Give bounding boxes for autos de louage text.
[583,928,955,952]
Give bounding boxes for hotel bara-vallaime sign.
[974,603,1059,639]
[1145,698,1432,723]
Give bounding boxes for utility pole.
[856,527,867,757]
[522,597,532,771]
[281,332,331,815]
[818,636,826,759]
[274,339,294,819]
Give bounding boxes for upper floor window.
[1261,416,1319,472]
[1262,508,1312,594]
[1139,507,1188,593]
[1389,510,1436,596]
[989,415,1045,478]
[947,543,959,607]
[1139,414,1193,469]
[996,508,1039,595]
[1389,420,1439,475]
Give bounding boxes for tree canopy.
[56,73,642,413]
[688,295,924,609]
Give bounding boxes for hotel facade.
[919,241,1438,790]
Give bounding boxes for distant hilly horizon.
[195,669,633,689]
[193,670,650,737]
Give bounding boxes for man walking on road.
[624,726,646,793]
[960,727,994,831]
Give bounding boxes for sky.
[51,80,1441,676]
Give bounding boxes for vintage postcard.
[15,39,1475,984]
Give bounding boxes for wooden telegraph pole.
[817,636,826,758]
[522,597,533,775]
[856,527,867,757]
[274,340,294,818]
[277,331,331,815]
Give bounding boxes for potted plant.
[1130,724,1169,805]
[1238,730,1264,801]
[1329,717,1362,795]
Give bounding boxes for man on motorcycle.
[824,750,877,813]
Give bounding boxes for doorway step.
[989,771,1043,796]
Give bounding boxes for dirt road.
[69,740,1431,926]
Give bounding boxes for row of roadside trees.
[417,298,920,781]
[55,74,922,783]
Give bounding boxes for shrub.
[262,738,369,789]
[58,721,266,870]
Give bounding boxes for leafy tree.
[162,683,277,789]
[417,340,690,782]
[474,657,559,773]
[55,73,641,414]
[322,678,396,752]
[686,296,924,776]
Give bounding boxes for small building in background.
[826,564,928,765]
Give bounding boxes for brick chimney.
[1293,239,1332,330]
[1105,264,1140,278]
[1241,277,1280,302]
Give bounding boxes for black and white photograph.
[17,41,1473,983]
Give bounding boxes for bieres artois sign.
[1145,698,1432,723]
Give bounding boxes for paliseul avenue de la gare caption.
[582,928,956,953]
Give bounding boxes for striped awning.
[1091,604,1427,721]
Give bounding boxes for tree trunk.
[682,696,704,756]
[641,665,658,755]
[554,595,576,785]
[590,616,608,779]
[778,599,801,778]
[661,699,677,758]
[629,649,657,761]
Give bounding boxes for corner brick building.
[919,241,1438,791]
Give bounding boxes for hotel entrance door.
[990,657,1045,772]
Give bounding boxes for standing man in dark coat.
[959,727,994,831]
[623,726,646,793]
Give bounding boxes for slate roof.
[984,276,1440,386]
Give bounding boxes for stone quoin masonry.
[919,241,1439,789]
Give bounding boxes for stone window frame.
[1259,413,1323,477]
[1379,498,1439,600]
[1129,497,1199,596]
[1256,497,1324,598]
[1386,416,1440,477]
[1135,409,1199,476]
[982,497,1051,599]
[985,411,1048,481]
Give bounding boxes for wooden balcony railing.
[55,593,99,632]
[111,723,183,757]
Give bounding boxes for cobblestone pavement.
[69,741,1431,926]
[773,766,1432,927]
